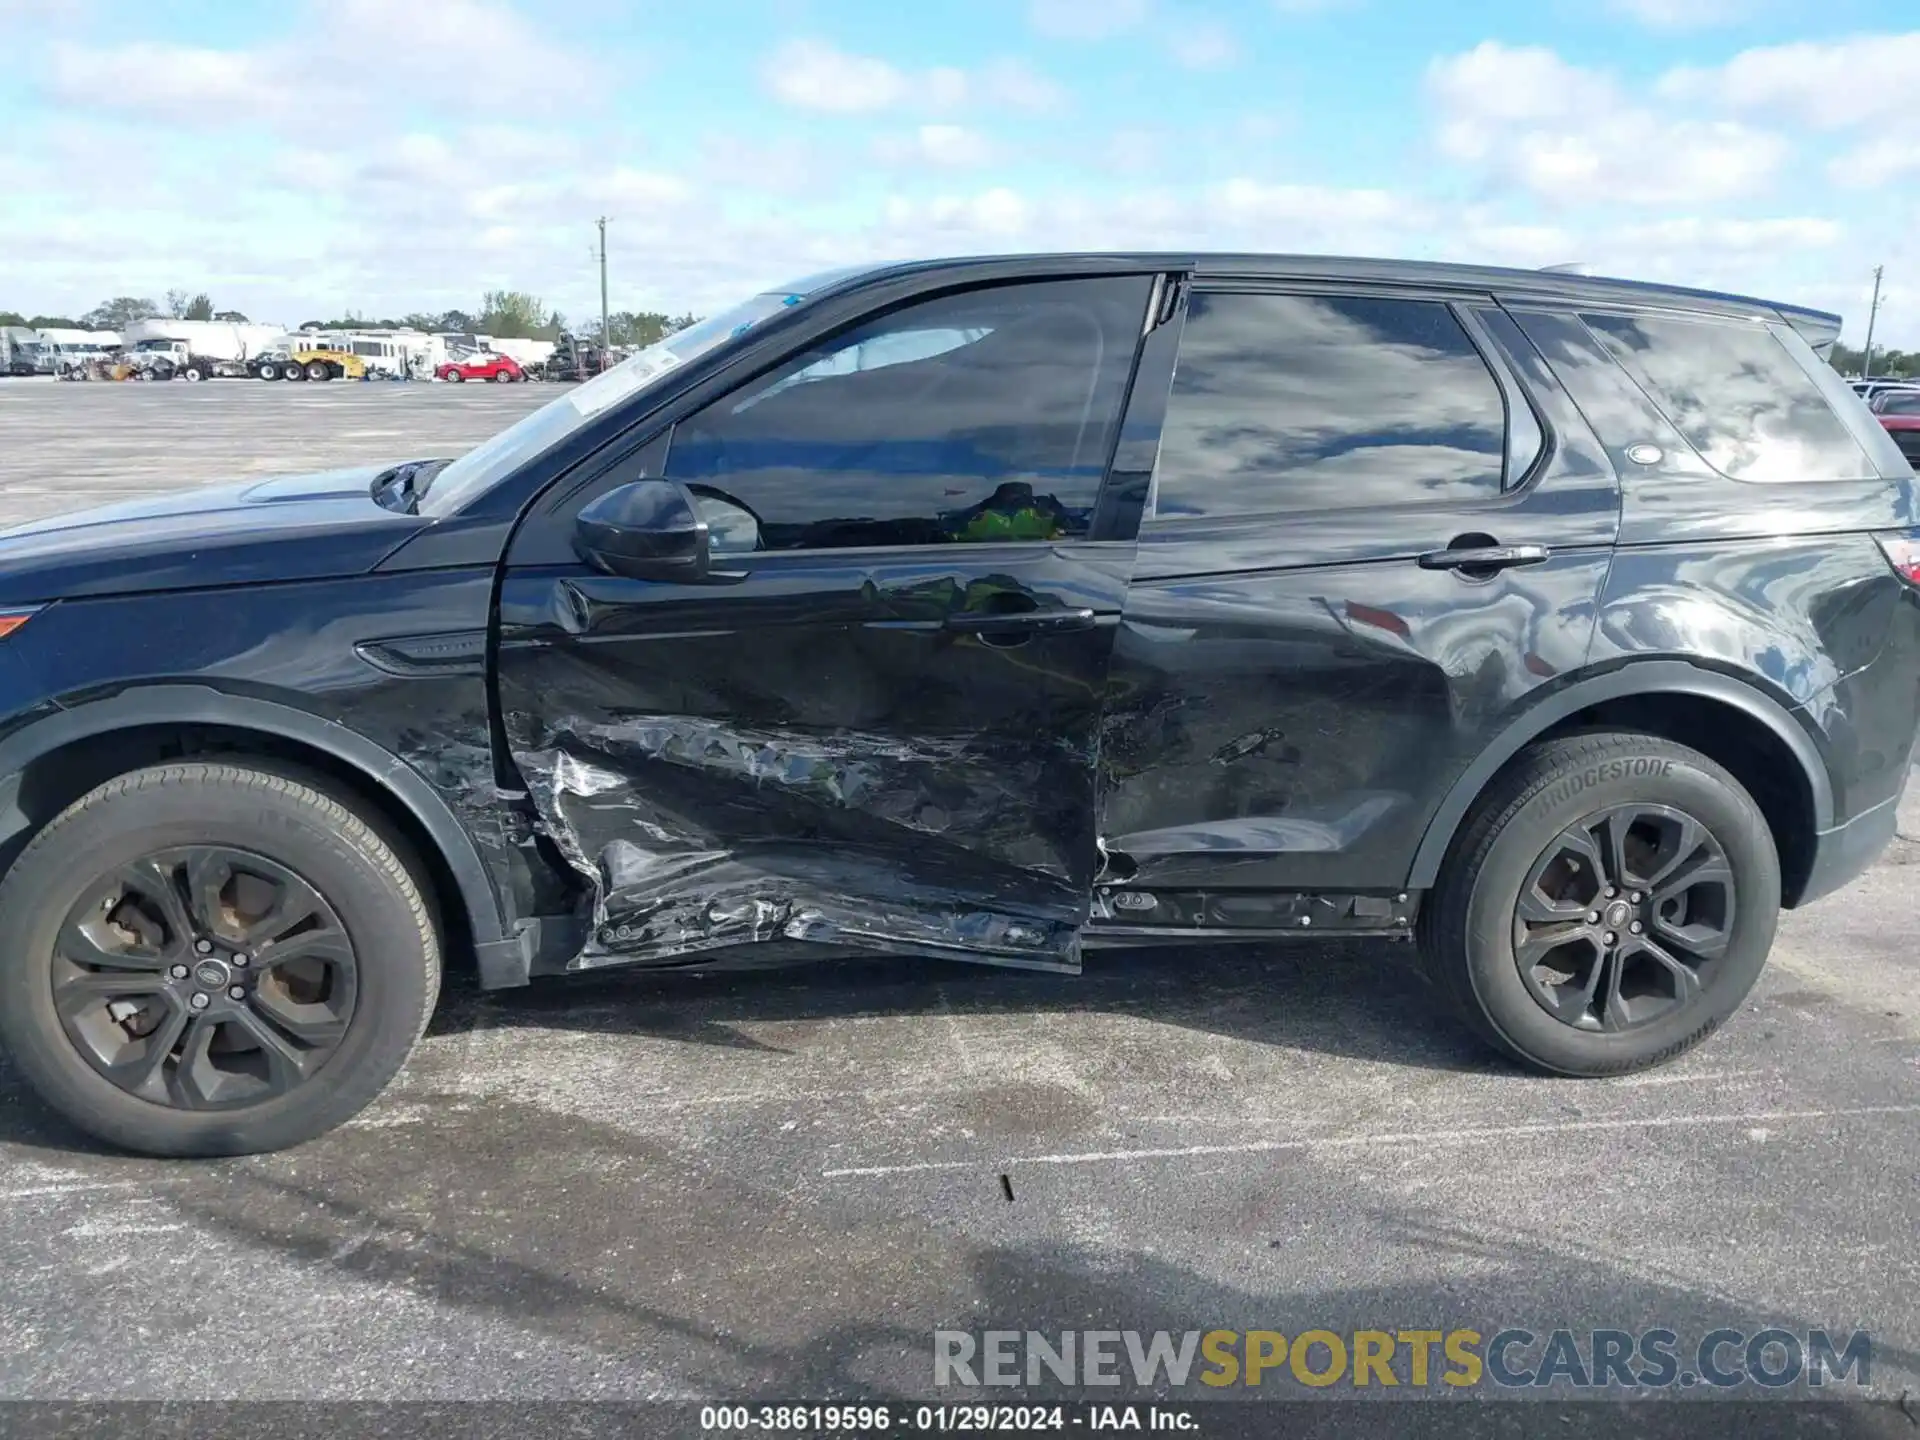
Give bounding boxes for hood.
[0,463,433,606]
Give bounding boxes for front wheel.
[1419,732,1779,1076]
[0,762,441,1156]
[306,360,331,382]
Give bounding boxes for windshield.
[419,266,869,516]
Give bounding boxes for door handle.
[1417,543,1552,572]
[944,607,1097,637]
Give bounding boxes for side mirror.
[574,479,711,582]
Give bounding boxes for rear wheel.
[1419,732,1779,1076]
[283,363,307,382]
[0,762,440,1156]
[306,360,331,382]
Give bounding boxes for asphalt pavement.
[0,379,1915,1427]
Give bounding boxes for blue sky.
[5,0,1920,343]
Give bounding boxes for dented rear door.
[495,272,1166,972]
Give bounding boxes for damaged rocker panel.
[1088,885,1418,936]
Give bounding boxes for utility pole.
[1863,264,1885,379]
[595,216,611,370]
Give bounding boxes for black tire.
[1419,731,1779,1076]
[307,360,331,382]
[283,363,307,382]
[0,762,440,1157]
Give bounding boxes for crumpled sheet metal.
[508,709,1087,972]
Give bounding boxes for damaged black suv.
[2,253,1916,1157]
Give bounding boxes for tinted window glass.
[1153,293,1508,520]
[663,277,1149,552]
[1582,313,1873,482]
[1882,394,1920,417]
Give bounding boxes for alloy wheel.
[1511,805,1735,1032]
[50,846,357,1109]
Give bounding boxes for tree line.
[1,289,698,346]
[1828,341,1920,380]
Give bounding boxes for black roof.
[826,251,1843,339]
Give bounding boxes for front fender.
[0,683,512,949]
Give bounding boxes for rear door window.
[1580,312,1874,482]
[1152,292,1512,521]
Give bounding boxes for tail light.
[1875,531,1920,585]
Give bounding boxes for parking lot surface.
[0,380,1916,1417]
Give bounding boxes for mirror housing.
[574,479,710,582]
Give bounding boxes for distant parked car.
[1876,403,1920,468]
[1852,378,1920,405]
[1867,385,1920,412]
[436,353,524,383]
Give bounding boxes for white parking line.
[821,1103,1920,1178]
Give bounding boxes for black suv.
[1,254,1915,1157]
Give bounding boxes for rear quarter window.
[1581,312,1875,483]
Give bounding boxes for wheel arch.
[0,686,511,954]
[1407,662,1833,906]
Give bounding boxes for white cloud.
[1427,42,1787,204]
[49,41,280,119]
[762,38,917,112]
[875,125,995,169]
[1028,0,1151,40]
[976,57,1068,112]
[1659,33,1920,129]
[46,0,596,128]
[1170,21,1239,70]
[1607,0,1756,29]
[1830,137,1920,188]
[1511,117,1786,205]
[1426,42,1618,160]
[761,41,1059,114]
[1610,216,1843,252]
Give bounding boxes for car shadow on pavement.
[105,1092,1920,1428]
[422,937,1507,1076]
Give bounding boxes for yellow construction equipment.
[259,348,368,382]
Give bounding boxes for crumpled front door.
[495,542,1131,973]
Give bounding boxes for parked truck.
[126,338,251,382]
[0,327,42,377]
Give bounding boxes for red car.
[436,353,524,383]
[1877,406,1920,469]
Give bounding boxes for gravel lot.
[0,379,1916,1429]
